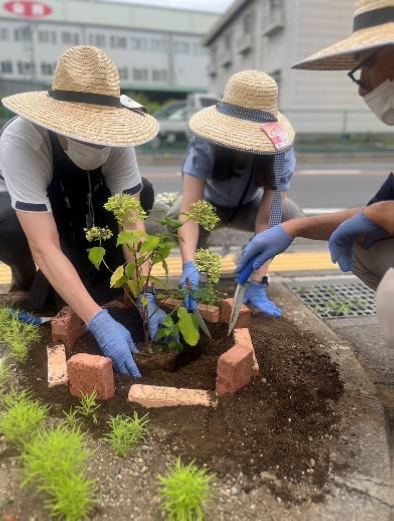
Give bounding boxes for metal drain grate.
[289,282,376,319]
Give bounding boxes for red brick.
[221,298,251,328]
[216,344,253,395]
[47,344,68,388]
[51,307,84,353]
[67,353,114,400]
[233,328,260,376]
[128,384,217,408]
[162,298,182,310]
[197,304,220,323]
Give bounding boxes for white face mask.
[64,139,111,170]
[363,79,394,126]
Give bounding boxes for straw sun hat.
[189,70,295,155]
[294,0,394,71]
[1,46,159,147]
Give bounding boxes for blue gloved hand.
[87,309,141,378]
[137,293,178,344]
[237,225,293,273]
[329,212,389,272]
[244,281,283,317]
[179,261,200,311]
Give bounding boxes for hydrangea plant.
[86,194,221,351]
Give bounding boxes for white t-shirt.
[0,117,142,212]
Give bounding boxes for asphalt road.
[140,160,394,210]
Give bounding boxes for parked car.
[152,93,220,148]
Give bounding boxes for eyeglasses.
[347,48,382,91]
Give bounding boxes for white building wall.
[207,0,392,134]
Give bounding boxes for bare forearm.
[364,201,394,234]
[32,246,101,323]
[283,208,363,240]
[178,218,199,263]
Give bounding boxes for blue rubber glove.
[179,261,200,311]
[237,225,293,273]
[329,212,389,272]
[137,293,178,344]
[87,309,141,378]
[244,281,283,317]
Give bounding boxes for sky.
[104,0,233,13]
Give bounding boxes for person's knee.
[140,177,154,214]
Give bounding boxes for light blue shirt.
[182,137,296,208]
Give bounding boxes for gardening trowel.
[8,309,54,327]
[376,268,394,347]
[228,256,256,336]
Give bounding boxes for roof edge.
[203,0,252,46]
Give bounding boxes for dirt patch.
[20,311,343,501]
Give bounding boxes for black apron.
[368,173,394,205]
[44,132,124,305]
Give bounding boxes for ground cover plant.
[158,458,215,521]
[0,307,40,362]
[85,195,221,352]
[0,389,49,446]
[20,423,96,521]
[0,355,12,392]
[74,390,101,425]
[104,412,149,457]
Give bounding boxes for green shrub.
[0,390,49,446]
[0,356,12,391]
[104,413,149,457]
[158,458,215,521]
[0,308,39,363]
[21,424,96,521]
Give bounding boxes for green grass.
[0,390,49,446]
[20,424,96,521]
[104,413,149,457]
[0,307,40,363]
[158,458,215,521]
[74,390,101,424]
[0,356,12,391]
[62,408,81,429]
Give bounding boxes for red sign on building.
[3,1,52,18]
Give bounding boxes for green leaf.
[140,236,161,255]
[87,247,106,270]
[161,260,169,278]
[162,315,174,328]
[127,279,141,298]
[149,276,164,288]
[158,217,183,230]
[177,307,199,347]
[155,328,168,342]
[110,266,125,288]
[125,263,136,279]
[117,230,146,246]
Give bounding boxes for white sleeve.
[102,147,142,196]
[0,133,52,212]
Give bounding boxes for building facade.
[0,0,218,97]
[204,0,391,135]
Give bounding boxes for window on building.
[243,12,254,33]
[0,28,9,41]
[150,38,166,52]
[152,69,168,82]
[1,61,13,74]
[89,34,106,47]
[118,67,129,80]
[224,32,232,50]
[133,68,148,81]
[111,36,127,49]
[17,61,35,75]
[41,63,55,76]
[62,32,79,45]
[174,41,190,54]
[38,30,57,44]
[14,26,31,42]
[131,37,147,51]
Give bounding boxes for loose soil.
[19,308,344,502]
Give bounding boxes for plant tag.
[261,123,291,151]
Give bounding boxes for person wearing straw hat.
[172,70,303,316]
[238,0,394,293]
[0,45,172,378]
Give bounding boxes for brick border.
[49,298,258,405]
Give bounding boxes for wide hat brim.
[294,22,394,71]
[189,105,295,155]
[2,91,159,147]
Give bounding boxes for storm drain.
[289,282,376,319]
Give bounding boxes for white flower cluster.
[155,192,179,207]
